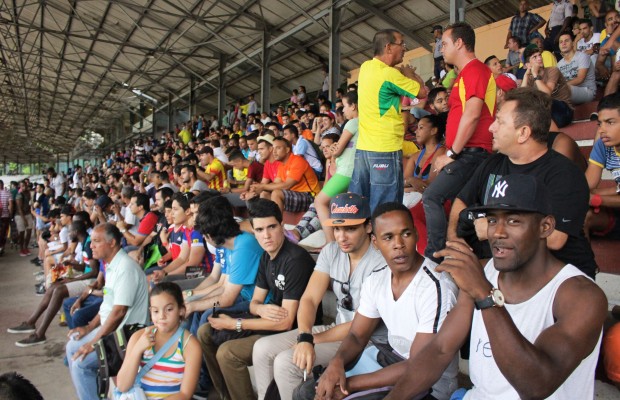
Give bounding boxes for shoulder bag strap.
[134,326,184,384]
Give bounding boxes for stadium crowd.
[1,2,620,399]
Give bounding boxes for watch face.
[492,289,505,307]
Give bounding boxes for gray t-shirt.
[190,179,209,193]
[315,242,386,324]
[557,51,596,91]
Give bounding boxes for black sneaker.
[7,322,35,334]
[15,334,46,347]
[35,285,46,296]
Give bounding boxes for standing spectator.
[506,0,546,47]
[423,22,495,262]
[350,29,426,212]
[544,0,574,58]
[15,180,33,257]
[47,167,66,199]
[432,25,444,80]
[66,223,149,400]
[0,180,13,256]
[247,94,258,115]
[588,0,608,33]
[557,32,597,104]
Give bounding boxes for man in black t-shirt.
[446,88,597,279]
[199,199,317,400]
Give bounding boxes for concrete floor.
[0,245,618,400]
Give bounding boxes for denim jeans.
[66,327,101,400]
[349,149,404,213]
[63,295,103,329]
[188,297,251,391]
[423,152,489,261]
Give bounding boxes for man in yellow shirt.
[349,29,426,212]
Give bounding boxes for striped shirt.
[140,331,189,398]
[0,189,11,218]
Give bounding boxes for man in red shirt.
[240,133,280,201]
[250,137,320,213]
[422,22,496,262]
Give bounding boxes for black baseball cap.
[323,193,371,226]
[468,174,553,215]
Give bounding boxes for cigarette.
[303,370,307,382]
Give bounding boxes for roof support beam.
[217,54,227,121]
[329,2,342,101]
[260,29,271,114]
[450,0,466,23]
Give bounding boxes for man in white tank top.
[385,174,607,400]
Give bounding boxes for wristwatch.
[297,332,315,347]
[184,290,193,298]
[474,288,505,310]
[446,148,460,160]
[235,318,243,332]
[533,75,542,81]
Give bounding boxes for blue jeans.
[423,152,489,261]
[189,298,250,390]
[66,327,101,400]
[349,149,404,213]
[63,296,103,329]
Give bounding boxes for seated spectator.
[221,149,264,208]
[151,192,195,278]
[116,193,159,250]
[283,125,323,177]
[385,174,607,400]
[240,134,280,201]
[522,44,574,127]
[585,92,620,239]
[575,18,601,65]
[427,86,449,114]
[250,137,320,214]
[185,195,263,337]
[180,163,209,194]
[504,36,522,74]
[441,63,457,88]
[403,113,447,255]
[9,220,99,347]
[313,113,341,144]
[448,88,597,279]
[306,202,458,400]
[40,205,74,294]
[530,36,558,68]
[194,146,226,191]
[197,199,317,400]
[116,282,201,399]
[63,270,104,331]
[558,32,597,104]
[595,9,619,86]
[0,372,43,400]
[253,193,384,399]
[66,223,149,400]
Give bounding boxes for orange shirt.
[276,154,320,195]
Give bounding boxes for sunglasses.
[334,279,353,311]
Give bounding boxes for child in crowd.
[116,282,201,399]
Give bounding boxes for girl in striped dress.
[117,282,201,399]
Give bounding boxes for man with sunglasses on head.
[306,202,459,400]
[252,193,385,399]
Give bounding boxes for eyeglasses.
[391,41,407,49]
[334,279,353,311]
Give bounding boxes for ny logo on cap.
[492,180,509,198]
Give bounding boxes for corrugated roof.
[0,0,550,161]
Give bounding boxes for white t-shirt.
[51,175,66,197]
[357,258,459,400]
[557,51,596,91]
[576,33,600,52]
